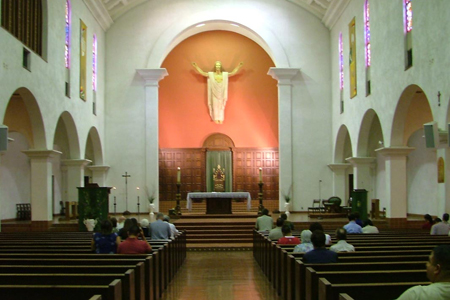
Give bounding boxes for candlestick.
[259,168,262,183]
[177,167,181,183]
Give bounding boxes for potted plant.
[145,186,156,218]
[283,184,293,216]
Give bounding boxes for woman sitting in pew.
[293,230,313,253]
[91,220,121,254]
[309,222,332,245]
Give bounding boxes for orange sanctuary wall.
[159,31,278,148]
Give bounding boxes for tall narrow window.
[339,32,344,113]
[65,0,71,97]
[1,0,43,56]
[92,34,97,115]
[404,0,413,69]
[364,0,371,95]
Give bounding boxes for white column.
[328,163,351,201]
[88,165,110,187]
[136,69,168,212]
[268,68,299,211]
[23,150,61,222]
[376,147,414,218]
[61,159,92,203]
[0,152,4,232]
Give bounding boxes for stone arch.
[334,125,353,163]
[357,109,384,157]
[146,17,289,68]
[2,87,46,149]
[391,85,433,146]
[53,111,80,159]
[85,127,104,165]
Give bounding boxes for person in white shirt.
[397,245,450,299]
[362,219,379,234]
[163,215,179,239]
[431,213,450,235]
[330,228,355,252]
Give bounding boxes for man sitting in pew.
[430,213,450,235]
[255,208,273,232]
[277,224,300,245]
[343,213,362,234]
[362,218,379,233]
[330,228,355,252]
[397,245,450,299]
[149,212,172,240]
[303,231,338,263]
[268,218,284,241]
[118,225,152,254]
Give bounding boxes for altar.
[186,192,251,214]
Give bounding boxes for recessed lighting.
[230,24,239,27]
[196,23,205,27]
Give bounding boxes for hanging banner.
[349,17,357,98]
[80,19,87,101]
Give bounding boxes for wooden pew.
[0,279,122,300]
[0,272,135,300]
[318,278,429,300]
[306,268,427,300]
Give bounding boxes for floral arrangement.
[145,186,155,204]
[283,184,293,203]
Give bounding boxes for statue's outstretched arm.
[229,62,244,77]
[191,62,208,77]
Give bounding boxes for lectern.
[351,189,368,220]
[77,186,111,231]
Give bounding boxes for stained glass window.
[92,34,97,91]
[364,0,371,67]
[65,0,71,68]
[405,0,412,32]
[339,32,344,91]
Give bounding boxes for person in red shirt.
[278,224,300,245]
[422,214,434,230]
[117,225,152,254]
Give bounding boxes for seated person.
[362,219,379,234]
[268,218,284,241]
[163,215,179,239]
[149,213,172,240]
[330,228,355,252]
[303,230,338,263]
[117,225,152,254]
[91,220,121,254]
[140,218,150,237]
[255,208,273,232]
[397,245,450,299]
[422,214,434,230]
[277,224,300,245]
[280,213,294,231]
[110,217,119,233]
[309,222,332,245]
[343,213,363,234]
[293,230,314,253]
[118,218,133,241]
[431,214,450,235]
[354,212,363,227]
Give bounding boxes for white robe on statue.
[207,72,228,123]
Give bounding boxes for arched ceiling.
[83,0,350,31]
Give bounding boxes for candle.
[177,167,181,183]
[259,168,262,183]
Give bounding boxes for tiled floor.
[160,251,281,300]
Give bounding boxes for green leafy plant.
[145,186,155,204]
[283,184,293,203]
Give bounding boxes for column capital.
[375,147,415,157]
[61,159,92,167]
[345,157,376,165]
[267,68,300,84]
[88,165,110,172]
[22,150,62,159]
[136,69,168,86]
[328,163,351,171]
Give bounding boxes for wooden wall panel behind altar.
[159,148,279,202]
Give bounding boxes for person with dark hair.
[431,214,450,235]
[309,222,332,245]
[268,218,284,241]
[330,228,354,252]
[362,219,379,234]
[293,230,313,253]
[353,212,363,227]
[397,245,450,299]
[117,225,152,254]
[255,208,273,232]
[277,224,300,245]
[303,230,338,263]
[91,220,121,254]
[118,218,133,241]
[280,213,294,231]
[110,217,119,233]
[343,213,362,234]
[422,214,434,230]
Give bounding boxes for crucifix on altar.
[122,171,131,211]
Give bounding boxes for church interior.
[1,0,450,299]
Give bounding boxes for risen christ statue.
[192,61,243,124]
